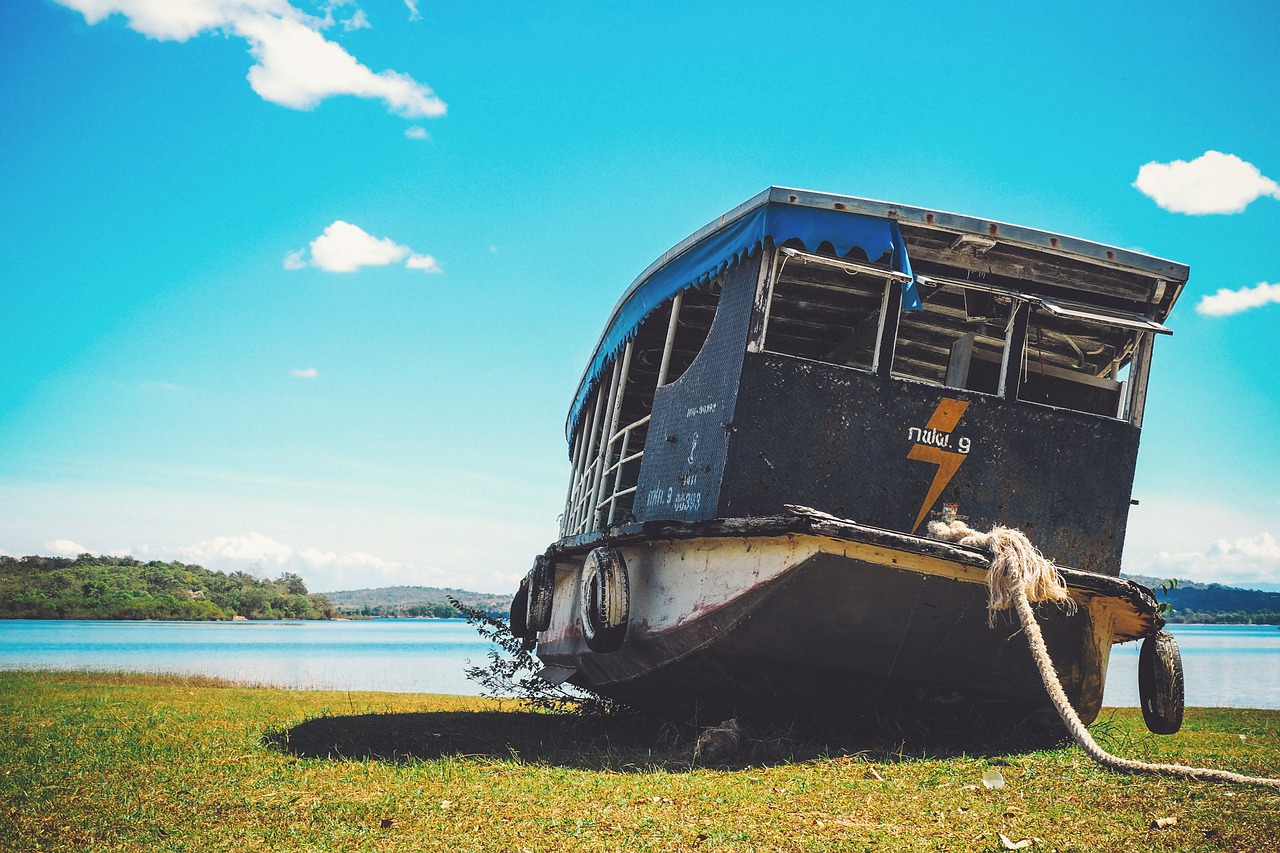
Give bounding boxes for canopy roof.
[565,187,1189,441]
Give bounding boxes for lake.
[1,620,1277,708]
[1102,624,1280,709]
[0,618,491,695]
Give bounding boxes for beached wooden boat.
[511,187,1189,729]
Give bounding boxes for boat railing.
[561,290,691,537]
[563,413,650,535]
[563,458,598,535]
[599,414,650,525]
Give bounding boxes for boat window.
[891,279,1012,394]
[761,244,893,371]
[561,277,721,535]
[643,278,721,391]
[1038,298,1171,335]
[1017,308,1138,419]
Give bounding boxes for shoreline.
[4,622,1280,707]
[3,669,1280,713]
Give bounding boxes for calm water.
[1,620,1277,707]
[0,619,492,695]
[1102,624,1280,709]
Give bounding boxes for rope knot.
[927,519,1075,625]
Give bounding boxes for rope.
[928,519,1280,788]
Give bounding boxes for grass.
[1,671,1278,852]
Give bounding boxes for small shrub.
[449,596,626,716]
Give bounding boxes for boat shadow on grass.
[262,707,1073,771]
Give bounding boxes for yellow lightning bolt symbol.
[908,398,969,534]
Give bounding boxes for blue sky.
[2,0,1278,593]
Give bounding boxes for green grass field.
[2,671,1277,852]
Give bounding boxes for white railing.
[560,290,686,537]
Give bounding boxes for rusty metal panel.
[565,551,1106,722]
[718,353,1141,574]
[631,254,762,523]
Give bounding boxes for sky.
[1,1,1278,594]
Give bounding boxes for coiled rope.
[929,519,1280,788]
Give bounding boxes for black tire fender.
[509,576,530,640]
[579,546,629,653]
[525,553,556,634]
[1138,630,1184,735]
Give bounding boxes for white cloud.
[1197,281,1280,316]
[308,2,368,33]
[47,539,90,556]
[290,367,318,378]
[287,220,441,274]
[404,125,429,140]
[54,1,445,118]
[56,0,269,41]
[405,1,420,22]
[344,9,368,30]
[404,252,442,272]
[182,532,295,566]
[1133,151,1280,215]
[235,11,439,115]
[296,547,394,570]
[177,531,439,591]
[1148,532,1280,588]
[311,221,412,271]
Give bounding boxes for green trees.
[349,601,461,618]
[1141,577,1280,624]
[1165,609,1280,625]
[0,555,335,621]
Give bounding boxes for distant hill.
[1123,574,1280,624]
[324,585,510,618]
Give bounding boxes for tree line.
[1127,574,1280,625]
[0,554,335,621]
[345,602,464,618]
[1163,610,1280,625]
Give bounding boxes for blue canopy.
[566,202,919,441]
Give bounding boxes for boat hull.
[534,516,1159,723]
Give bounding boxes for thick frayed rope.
[930,519,1280,788]
[928,519,1075,625]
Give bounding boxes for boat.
[509,187,1190,731]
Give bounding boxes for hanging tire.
[579,546,629,653]
[509,576,530,640]
[525,553,556,634]
[1138,630,1184,735]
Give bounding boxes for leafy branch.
[448,596,626,716]
[1155,577,1179,617]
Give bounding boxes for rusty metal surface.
[631,254,761,524]
[717,354,1142,575]
[539,514,1161,719]
[552,510,1160,641]
[561,549,1112,723]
